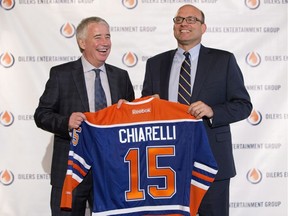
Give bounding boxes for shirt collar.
[81,56,106,73]
[176,43,201,61]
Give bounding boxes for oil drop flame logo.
[0,169,14,186]
[122,0,138,9]
[122,52,138,67]
[0,0,15,10]
[60,22,76,38]
[0,111,14,126]
[247,168,262,184]
[0,52,15,68]
[245,0,260,10]
[247,109,262,126]
[246,51,261,67]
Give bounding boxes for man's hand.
[117,99,127,109]
[152,94,160,99]
[187,101,213,119]
[68,112,86,130]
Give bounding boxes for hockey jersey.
[61,97,218,216]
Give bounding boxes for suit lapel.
[105,64,118,104]
[160,50,177,100]
[71,59,90,111]
[191,45,211,102]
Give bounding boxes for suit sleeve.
[34,67,70,138]
[210,53,252,127]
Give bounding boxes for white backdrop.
[0,1,287,215]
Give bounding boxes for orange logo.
[0,169,14,186]
[0,52,15,68]
[246,51,261,67]
[246,168,262,184]
[0,111,14,126]
[60,22,76,38]
[247,109,262,126]
[0,0,15,10]
[122,52,138,67]
[245,0,260,9]
[122,0,138,9]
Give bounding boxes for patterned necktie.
[94,69,107,111]
[178,52,191,105]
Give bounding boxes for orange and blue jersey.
[61,97,218,216]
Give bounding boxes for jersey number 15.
[124,146,176,201]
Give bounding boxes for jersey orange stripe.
[192,170,214,183]
[68,160,87,176]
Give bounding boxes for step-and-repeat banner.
[1,1,287,215]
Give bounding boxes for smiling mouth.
[180,29,191,33]
[97,48,109,53]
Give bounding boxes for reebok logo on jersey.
[132,108,151,114]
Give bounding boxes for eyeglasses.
[173,16,204,24]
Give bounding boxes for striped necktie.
[178,52,191,105]
[94,69,107,111]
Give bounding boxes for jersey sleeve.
[60,125,92,209]
[189,122,218,216]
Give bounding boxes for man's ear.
[201,23,207,34]
[78,39,85,51]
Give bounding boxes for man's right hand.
[68,112,86,130]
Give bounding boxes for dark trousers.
[50,171,93,216]
[198,179,230,216]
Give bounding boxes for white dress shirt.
[81,56,112,112]
[168,43,201,103]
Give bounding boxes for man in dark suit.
[142,4,252,216]
[34,17,135,216]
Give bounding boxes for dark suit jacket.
[34,58,135,187]
[142,45,252,180]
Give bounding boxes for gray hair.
[76,17,109,53]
